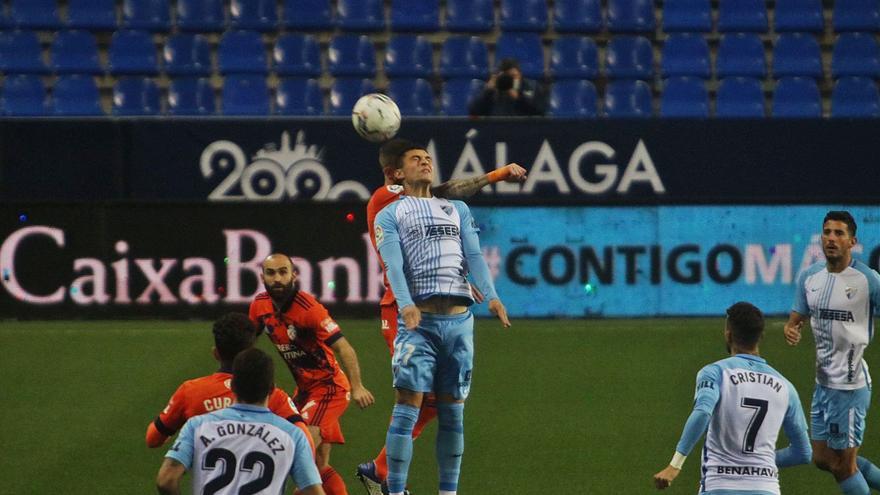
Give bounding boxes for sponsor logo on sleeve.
[321,317,340,333]
[375,225,384,244]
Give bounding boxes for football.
[351,93,401,143]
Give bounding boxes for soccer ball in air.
[352,93,401,143]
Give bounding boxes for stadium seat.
[168,77,215,115]
[662,0,712,32]
[495,33,545,79]
[834,0,880,32]
[10,0,62,29]
[67,0,118,30]
[660,77,708,117]
[2,74,48,115]
[328,34,376,77]
[717,0,767,32]
[0,31,48,74]
[385,35,433,78]
[553,0,602,33]
[445,0,494,32]
[832,33,880,78]
[388,78,435,116]
[500,0,548,32]
[441,78,483,115]
[329,78,376,116]
[218,30,268,74]
[605,36,653,80]
[832,76,880,117]
[108,30,159,74]
[51,30,103,74]
[51,75,103,116]
[337,0,385,32]
[281,0,334,30]
[440,36,489,79]
[607,0,655,33]
[774,0,824,32]
[176,0,225,32]
[273,34,322,77]
[391,0,440,31]
[275,77,323,115]
[222,74,269,115]
[229,0,278,31]
[772,34,822,79]
[661,33,710,78]
[113,77,161,115]
[715,77,765,118]
[772,77,821,118]
[604,79,653,117]
[550,37,598,79]
[716,33,766,78]
[122,0,170,31]
[549,80,598,117]
[164,33,212,76]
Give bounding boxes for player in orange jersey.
[357,138,527,494]
[251,253,374,495]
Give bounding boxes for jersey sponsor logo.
[819,308,855,322]
[320,317,339,333]
[697,380,714,390]
[424,224,460,238]
[714,465,778,478]
[375,225,384,244]
[847,346,856,382]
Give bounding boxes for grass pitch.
[0,318,872,494]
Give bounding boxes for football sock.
[320,465,348,495]
[436,402,465,494]
[386,404,419,494]
[857,457,880,489]
[839,471,870,495]
[375,400,438,481]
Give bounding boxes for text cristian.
[728,371,783,393]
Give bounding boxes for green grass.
[0,318,875,494]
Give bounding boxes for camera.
[496,73,514,92]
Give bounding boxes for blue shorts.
[811,383,871,449]
[391,311,474,400]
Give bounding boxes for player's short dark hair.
[726,302,764,348]
[379,138,426,170]
[823,210,857,237]
[232,348,274,404]
[213,313,257,362]
[498,58,520,72]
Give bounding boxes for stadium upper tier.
[0,0,877,117]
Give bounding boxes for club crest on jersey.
[287,324,297,340]
[846,286,858,300]
[386,184,403,194]
[441,205,454,216]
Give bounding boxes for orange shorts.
[381,304,398,355]
[294,383,350,444]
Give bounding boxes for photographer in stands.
[468,58,547,116]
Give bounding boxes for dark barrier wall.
[2,118,879,203]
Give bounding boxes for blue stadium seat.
[772,77,821,118]
[500,0,548,32]
[222,74,269,115]
[51,30,103,74]
[391,0,439,31]
[329,78,376,115]
[385,35,433,78]
[553,0,602,33]
[122,0,171,31]
[282,0,334,30]
[164,33,212,76]
[445,0,494,32]
[607,0,655,33]
[716,33,766,78]
[832,33,880,78]
[229,0,278,31]
[113,77,161,115]
[2,74,48,115]
[10,0,62,29]
[774,0,824,32]
[716,77,765,117]
[51,75,103,115]
[661,33,710,78]
[218,30,267,74]
[440,36,488,79]
[772,34,822,79]
[717,0,767,32]
[67,0,118,30]
[495,33,545,79]
[549,79,598,117]
[660,77,708,117]
[604,80,652,117]
[0,31,48,74]
[441,78,482,115]
[328,34,376,77]
[550,37,598,79]
[176,0,225,31]
[109,30,159,74]
[275,77,323,115]
[168,77,215,115]
[832,76,880,117]
[834,0,880,32]
[662,0,711,32]
[605,36,653,80]
[273,34,322,77]
[388,78,435,115]
[337,0,385,32]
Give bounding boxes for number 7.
[740,397,768,454]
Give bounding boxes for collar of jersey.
[230,403,271,413]
[735,353,766,363]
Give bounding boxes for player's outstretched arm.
[156,458,185,495]
[331,337,375,409]
[431,163,527,199]
[455,202,508,327]
[783,311,807,346]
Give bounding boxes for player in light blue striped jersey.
[654,302,811,494]
[373,141,510,495]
